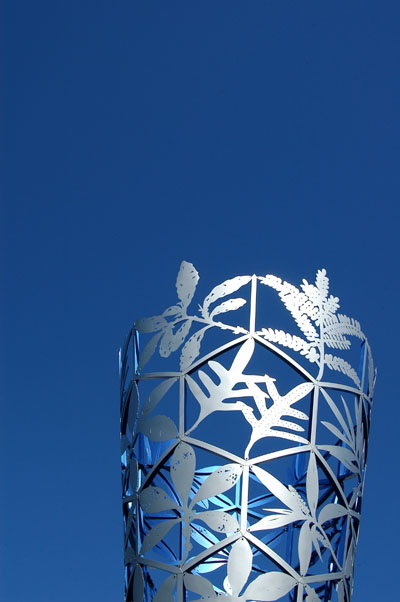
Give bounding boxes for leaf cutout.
[259,328,311,356]
[203,275,251,316]
[140,518,177,554]
[298,520,312,576]
[318,503,348,524]
[191,464,242,507]
[170,443,196,506]
[138,415,178,442]
[244,572,297,601]
[320,390,352,442]
[251,512,297,531]
[133,565,145,602]
[310,524,323,561]
[137,331,163,371]
[139,378,177,420]
[153,574,177,602]
[198,510,240,534]
[160,320,192,357]
[135,316,167,333]
[251,466,299,512]
[210,297,246,318]
[183,573,215,597]
[227,538,252,596]
[230,338,255,374]
[324,354,360,387]
[341,396,354,440]
[180,327,208,370]
[127,382,140,431]
[321,421,349,445]
[176,261,199,307]
[318,445,358,473]
[315,268,329,301]
[306,454,319,518]
[139,486,178,513]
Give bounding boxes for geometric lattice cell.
[120,262,375,602]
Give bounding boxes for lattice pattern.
[120,263,375,602]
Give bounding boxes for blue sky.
[2,1,399,601]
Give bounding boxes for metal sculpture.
[120,262,375,602]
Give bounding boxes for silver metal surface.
[120,262,375,602]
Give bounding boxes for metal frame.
[120,263,375,602]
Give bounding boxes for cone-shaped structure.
[120,262,375,602]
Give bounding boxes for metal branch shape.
[242,378,314,458]
[185,339,258,434]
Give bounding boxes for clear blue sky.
[1,2,399,601]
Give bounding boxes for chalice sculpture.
[120,263,375,602]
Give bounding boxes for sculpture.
[120,262,375,602]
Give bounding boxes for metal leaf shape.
[138,415,178,442]
[306,454,319,518]
[140,518,177,554]
[133,565,145,602]
[198,510,240,534]
[298,520,312,576]
[244,571,297,601]
[315,268,329,301]
[160,320,192,357]
[139,378,177,420]
[176,261,199,306]
[318,445,358,473]
[318,503,348,524]
[227,538,252,596]
[230,337,255,374]
[121,381,139,433]
[153,574,177,602]
[135,315,167,333]
[191,464,242,507]
[251,512,297,531]
[180,327,208,370]
[203,275,251,316]
[251,466,299,512]
[184,573,215,597]
[320,390,352,442]
[137,331,162,371]
[139,486,178,513]
[170,443,196,506]
[210,297,246,318]
[321,420,349,445]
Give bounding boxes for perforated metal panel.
[120,263,375,602]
